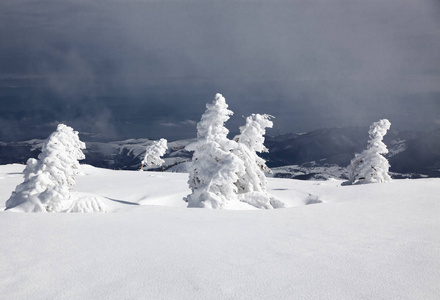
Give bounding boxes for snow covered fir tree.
[185,93,281,209]
[233,114,284,208]
[140,138,168,170]
[185,93,246,208]
[347,119,392,184]
[5,124,86,212]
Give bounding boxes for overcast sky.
[1,0,439,141]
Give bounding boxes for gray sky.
[1,0,439,141]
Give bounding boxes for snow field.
[0,164,439,299]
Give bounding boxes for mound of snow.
[67,193,107,213]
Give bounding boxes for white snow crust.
[0,164,439,299]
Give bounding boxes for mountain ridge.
[1,126,439,179]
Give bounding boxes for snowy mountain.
[263,127,440,179]
[0,127,439,179]
[1,164,439,299]
[0,138,195,171]
[262,127,413,167]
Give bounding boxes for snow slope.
[0,164,439,299]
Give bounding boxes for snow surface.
[1,164,439,299]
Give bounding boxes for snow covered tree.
[5,124,86,212]
[233,114,284,208]
[185,93,245,208]
[347,119,392,184]
[140,138,168,170]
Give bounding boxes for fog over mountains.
[1,0,440,143]
[1,126,439,180]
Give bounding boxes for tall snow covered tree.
[185,93,245,209]
[5,124,86,212]
[347,119,392,184]
[140,138,168,170]
[234,114,284,208]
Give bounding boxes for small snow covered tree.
[5,124,86,212]
[347,119,392,184]
[140,138,168,170]
[234,114,284,208]
[185,93,245,208]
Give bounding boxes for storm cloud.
[1,0,439,141]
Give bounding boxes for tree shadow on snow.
[104,197,140,206]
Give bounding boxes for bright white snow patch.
[0,164,439,299]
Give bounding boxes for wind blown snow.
[0,164,439,299]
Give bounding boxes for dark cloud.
[0,0,439,141]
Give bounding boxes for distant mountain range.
[1,127,439,180]
[262,127,440,179]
